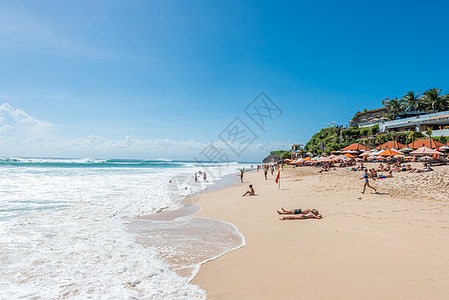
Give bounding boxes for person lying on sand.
[277,207,321,217]
[279,211,322,220]
[242,184,255,196]
[410,166,433,173]
[377,171,393,179]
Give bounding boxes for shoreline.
[190,165,449,299]
[128,170,248,282]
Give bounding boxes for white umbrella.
[439,144,449,151]
[401,146,413,152]
[410,147,442,155]
[419,156,432,161]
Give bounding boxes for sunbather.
[279,210,322,220]
[277,207,321,217]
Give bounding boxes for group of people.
[194,171,207,182]
[257,163,282,180]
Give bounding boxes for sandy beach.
[191,165,449,299]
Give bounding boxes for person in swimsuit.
[361,169,377,194]
[242,184,255,196]
[240,169,244,183]
[264,167,268,180]
[279,210,322,220]
[203,172,207,182]
[277,208,321,217]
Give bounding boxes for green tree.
[407,131,419,148]
[280,151,292,160]
[402,90,422,112]
[422,88,444,113]
[382,97,404,119]
[426,127,433,147]
[375,135,385,146]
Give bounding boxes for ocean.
[0,158,252,299]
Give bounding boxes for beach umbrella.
[340,143,370,151]
[410,147,442,155]
[419,156,432,161]
[335,155,350,160]
[379,148,403,156]
[439,144,449,151]
[344,153,356,158]
[401,146,413,152]
[376,141,406,150]
[320,157,333,162]
[359,151,372,157]
[407,139,444,149]
[329,154,338,159]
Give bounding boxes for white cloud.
[0,103,286,161]
[0,103,54,137]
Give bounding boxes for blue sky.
[0,0,448,161]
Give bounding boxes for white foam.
[0,162,252,298]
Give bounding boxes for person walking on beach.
[264,167,268,180]
[240,169,244,183]
[361,169,377,194]
[242,184,255,196]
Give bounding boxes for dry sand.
[190,164,449,299]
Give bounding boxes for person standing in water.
[203,172,207,182]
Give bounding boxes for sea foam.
[0,161,250,299]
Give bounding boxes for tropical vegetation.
[382,88,449,119]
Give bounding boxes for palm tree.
[407,131,419,149]
[426,127,433,148]
[382,97,404,119]
[422,88,443,113]
[375,135,385,147]
[402,90,422,112]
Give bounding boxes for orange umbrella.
[379,148,403,156]
[303,157,312,161]
[344,153,356,158]
[340,143,370,151]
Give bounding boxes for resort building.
[290,144,303,157]
[352,108,388,128]
[379,110,449,136]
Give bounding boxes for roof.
[407,139,444,149]
[340,143,370,151]
[376,141,406,150]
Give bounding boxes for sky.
[0,0,448,161]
